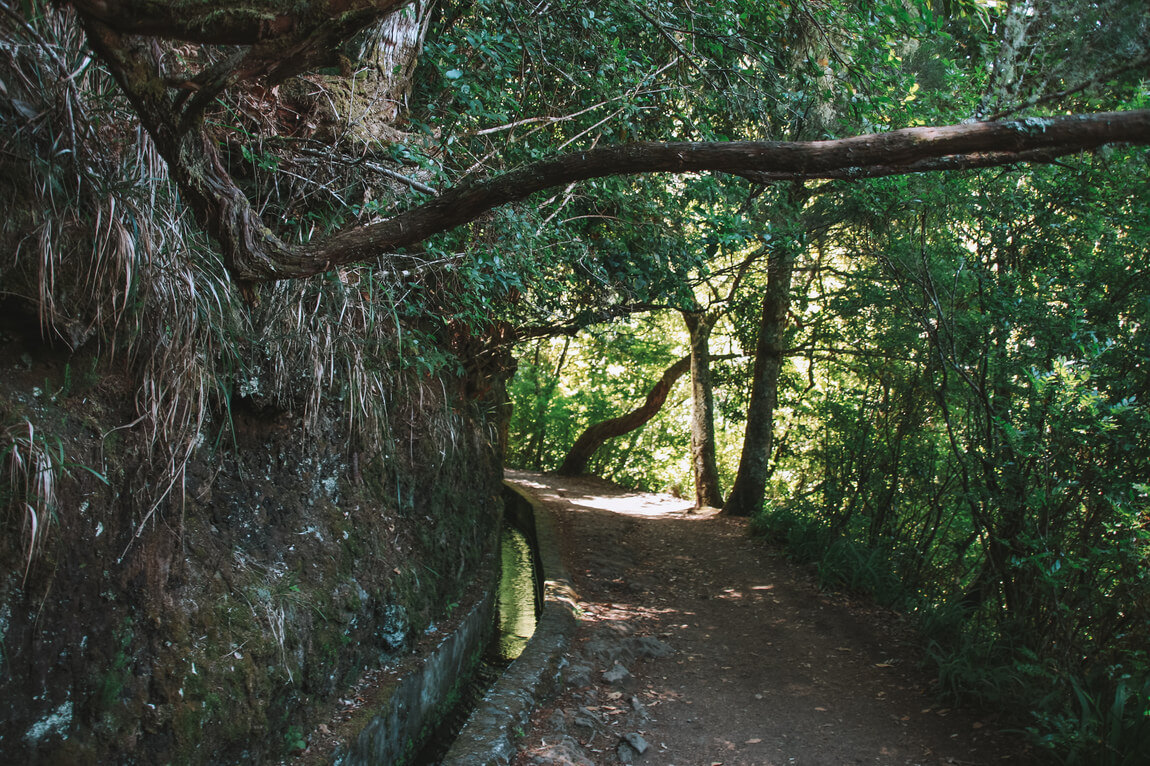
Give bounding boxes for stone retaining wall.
[442,481,578,765]
[332,584,496,766]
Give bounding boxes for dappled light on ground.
[579,601,679,626]
[506,470,697,518]
[507,470,1035,766]
[568,492,695,517]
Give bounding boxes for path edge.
[441,479,578,765]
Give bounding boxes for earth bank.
[0,317,506,765]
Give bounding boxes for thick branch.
[70,16,1150,291]
[556,355,691,476]
[73,0,412,80]
[297,110,1150,282]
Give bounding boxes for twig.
[295,146,437,195]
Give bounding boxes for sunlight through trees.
[3,0,1149,761]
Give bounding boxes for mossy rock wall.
[332,587,496,766]
[0,330,503,765]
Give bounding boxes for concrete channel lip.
[441,479,578,766]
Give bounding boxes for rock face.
[0,330,505,765]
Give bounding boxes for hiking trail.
[506,470,1034,766]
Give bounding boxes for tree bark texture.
[556,355,691,476]
[722,187,808,517]
[347,2,434,123]
[72,0,413,81]
[683,311,724,508]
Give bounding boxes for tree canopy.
[70,0,1150,287]
[6,0,1150,762]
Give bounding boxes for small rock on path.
[507,470,1034,766]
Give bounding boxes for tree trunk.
[722,186,807,516]
[683,311,724,508]
[556,355,691,476]
[341,2,434,126]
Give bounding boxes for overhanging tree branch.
[72,7,1150,287]
[271,110,1150,282]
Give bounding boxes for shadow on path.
[505,470,1034,766]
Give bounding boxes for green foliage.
[747,153,1150,763]
[1018,663,1150,766]
[751,501,912,608]
[506,315,696,491]
[282,725,307,754]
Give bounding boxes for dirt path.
[506,471,1034,766]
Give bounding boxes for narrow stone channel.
[412,523,540,764]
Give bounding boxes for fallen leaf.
[745,738,762,744]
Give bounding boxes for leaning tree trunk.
[683,311,724,508]
[556,355,691,476]
[723,186,807,516]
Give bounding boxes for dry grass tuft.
[1,3,478,571]
[2,419,58,581]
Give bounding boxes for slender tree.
[683,310,724,507]
[722,184,810,516]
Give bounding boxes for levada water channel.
[411,519,541,764]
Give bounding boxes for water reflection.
[495,525,537,661]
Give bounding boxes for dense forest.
[1,0,1148,763]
